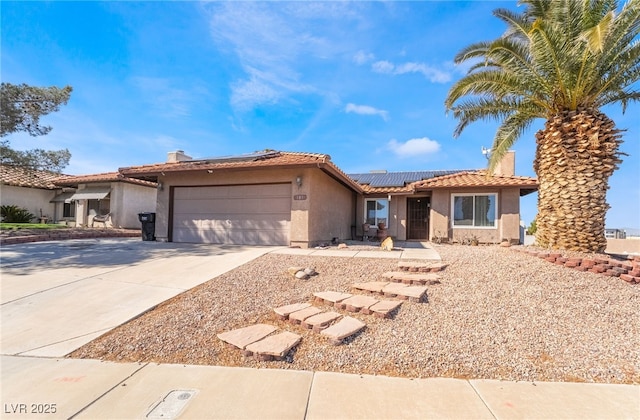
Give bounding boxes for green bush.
[0,205,35,223]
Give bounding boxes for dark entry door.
[407,198,430,240]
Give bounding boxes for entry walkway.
[272,241,441,261]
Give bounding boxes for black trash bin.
[138,212,156,241]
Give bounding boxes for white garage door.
[172,184,291,245]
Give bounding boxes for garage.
[172,183,291,245]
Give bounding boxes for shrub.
[0,205,35,223]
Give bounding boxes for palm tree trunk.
[534,108,623,252]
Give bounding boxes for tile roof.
[0,165,63,189]
[119,151,331,175]
[414,171,538,195]
[119,151,362,192]
[54,172,157,188]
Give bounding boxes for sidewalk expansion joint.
[303,371,316,419]
[68,362,150,420]
[468,380,498,420]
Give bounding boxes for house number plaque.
[293,194,307,200]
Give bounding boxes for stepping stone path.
[383,271,441,285]
[217,324,277,350]
[273,302,312,320]
[301,311,342,331]
[352,281,428,303]
[218,259,448,361]
[313,291,352,305]
[321,316,366,345]
[244,331,302,361]
[398,261,447,273]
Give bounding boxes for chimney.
[167,150,192,163]
[492,150,515,177]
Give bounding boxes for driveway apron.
[0,238,276,357]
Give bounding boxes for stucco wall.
[306,170,355,246]
[429,188,523,244]
[0,185,55,221]
[155,167,355,247]
[114,183,157,229]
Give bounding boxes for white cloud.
[353,50,374,65]
[387,137,441,157]
[345,103,388,121]
[372,60,451,83]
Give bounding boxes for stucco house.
[119,150,537,247]
[0,165,61,222]
[53,172,157,229]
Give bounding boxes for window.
[63,202,75,218]
[452,194,497,228]
[365,199,388,227]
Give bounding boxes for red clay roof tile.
[0,166,63,189]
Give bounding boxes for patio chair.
[92,213,111,227]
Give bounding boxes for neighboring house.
[0,165,63,222]
[119,150,537,247]
[53,172,157,229]
[605,229,627,239]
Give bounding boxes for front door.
[407,197,430,240]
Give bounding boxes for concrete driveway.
[0,238,276,357]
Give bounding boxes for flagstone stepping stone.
[288,306,323,325]
[398,261,448,272]
[217,324,278,350]
[273,302,312,320]
[301,311,342,331]
[244,331,302,361]
[382,271,441,285]
[382,283,428,302]
[320,316,366,345]
[337,295,380,312]
[363,300,403,318]
[313,291,352,305]
[351,281,389,293]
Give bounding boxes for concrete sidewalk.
[2,355,638,419]
[272,241,441,261]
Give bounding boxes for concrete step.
[244,331,302,361]
[365,300,403,318]
[320,316,366,345]
[382,283,428,302]
[217,324,278,350]
[351,281,389,293]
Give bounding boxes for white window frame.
[364,198,389,227]
[451,193,498,229]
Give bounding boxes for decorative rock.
[295,271,309,280]
[273,303,312,320]
[338,243,348,249]
[217,324,278,350]
[304,267,317,276]
[244,331,302,361]
[320,316,366,345]
[288,267,306,277]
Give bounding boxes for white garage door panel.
[172,184,291,245]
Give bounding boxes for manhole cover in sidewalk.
[146,389,198,419]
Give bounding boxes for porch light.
[296,176,302,187]
[157,182,164,191]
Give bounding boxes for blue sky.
[2,1,639,229]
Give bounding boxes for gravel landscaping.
[70,244,640,384]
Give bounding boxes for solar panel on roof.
[193,150,279,163]
[348,170,469,188]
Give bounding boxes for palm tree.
[445,0,639,252]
